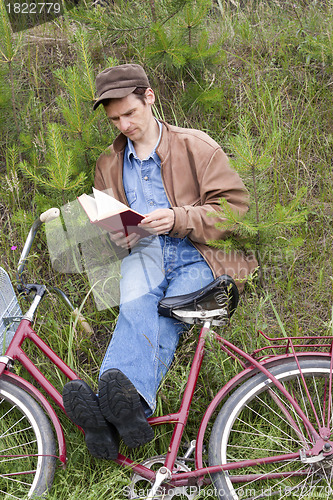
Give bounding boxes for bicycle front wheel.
[209,358,333,500]
[0,376,57,498]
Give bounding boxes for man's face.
[104,90,155,144]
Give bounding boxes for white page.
[93,187,128,218]
[81,194,98,220]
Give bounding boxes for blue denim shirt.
[122,121,171,215]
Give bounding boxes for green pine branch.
[147,24,189,69]
[73,28,96,101]
[0,1,22,63]
[19,123,86,195]
[210,118,308,287]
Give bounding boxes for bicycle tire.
[0,376,57,498]
[208,358,333,500]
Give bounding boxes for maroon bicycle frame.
[1,315,333,488]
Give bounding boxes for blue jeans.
[99,235,214,416]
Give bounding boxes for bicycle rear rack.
[252,329,333,360]
[0,267,22,353]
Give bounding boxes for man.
[63,64,256,460]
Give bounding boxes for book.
[77,188,150,238]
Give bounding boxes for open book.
[78,188,150,238]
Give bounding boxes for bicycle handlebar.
[39,208,60,224]
[17,208,60,280]
[16,208,94,333]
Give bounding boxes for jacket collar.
[113,133,127,154]
[112,120,171,164]
[155,121,170,164]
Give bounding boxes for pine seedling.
[54,29,99,140]
[53,27,112,171]
[147,23,189,73]
[19,123,86,205]
[210,118,308,287]
[18,27,108,211]
[55,63,99,155]
[181,0,211,46]
[0,0,23,140]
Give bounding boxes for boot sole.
[98,369,154,448]
[62,379,118,460]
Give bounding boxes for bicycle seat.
[158,275,239,326]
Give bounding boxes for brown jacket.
[94,121,257,291]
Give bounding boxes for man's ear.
[145,88,155,105]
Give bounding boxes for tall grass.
[1,0,333,498]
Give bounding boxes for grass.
[1,0,333,498]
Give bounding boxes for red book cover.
[77,189,150,238]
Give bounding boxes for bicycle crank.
[127,455,197,499]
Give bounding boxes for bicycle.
[1,209,333,500]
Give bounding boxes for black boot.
[98,369,154,448]
[62,379,119,460]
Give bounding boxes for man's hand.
[109,231,141,249]
[138,208,175,235]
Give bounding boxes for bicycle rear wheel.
[0,376,57,498]
[209,358,333,500]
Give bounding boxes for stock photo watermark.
[5,0,80,32]
[123,484,333,499]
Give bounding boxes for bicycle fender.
[1,371,67,466]
[195,351,332,472]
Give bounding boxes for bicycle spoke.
[0,379,56,498]
[228,428,296,457]
[209,360,333,499]
[312,374,326,427]
[254,390,309,448]
[232,459,302,497]
[226,439,291,455]
[0,437,38,454]
[0,489,23,500]
[296,374,318,444]
[1,426,35,441]
[233,407,300,452]
[0,472,35,484]
[0,456,38,465]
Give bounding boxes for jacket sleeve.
[169,148,249,243]
[94,156,108,192]
[94,149,122,200]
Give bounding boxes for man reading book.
[63,63,257,460]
